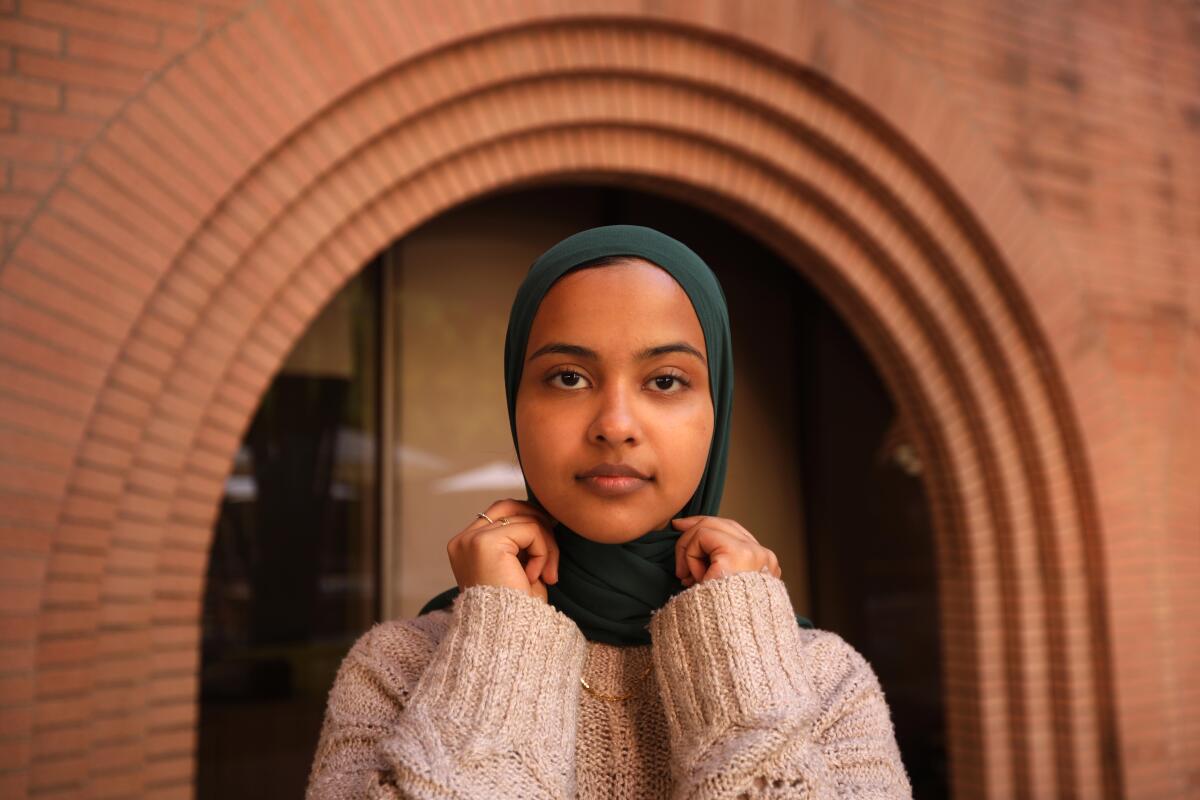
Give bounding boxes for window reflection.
[198,263,379,799]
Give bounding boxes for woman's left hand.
[672,516,781,587]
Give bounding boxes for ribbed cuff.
[403,585,587,754]
[649,571,817,744]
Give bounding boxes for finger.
[674,526,698,580]
[544,530,561,584]
[475,514,545,533]
[529,577,548,603]
[527,525,558,585]
[730,520,759,544]
[674,515,756,544]
[519,525,549,585]
[479,499,556,529]
[684,527,712,585]
[689,527,757,583]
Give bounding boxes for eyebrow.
[527,341,707,365]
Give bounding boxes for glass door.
[198,262,380,799]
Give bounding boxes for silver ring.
[499,517,510,526]
[476,512,495,524]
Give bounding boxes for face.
[515,259,715,544]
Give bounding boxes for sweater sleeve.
[306,585,588,800]
[648,571,912,800]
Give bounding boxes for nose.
[587,379,641,446]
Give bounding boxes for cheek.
[660,404,715,482]
[686,416,715,472]
[516,398,569,476]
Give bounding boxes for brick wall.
[0,1,1196,798]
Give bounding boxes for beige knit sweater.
[306,571,911,799]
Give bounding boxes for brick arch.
[0,4,1124,798]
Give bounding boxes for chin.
[560,509,665,544]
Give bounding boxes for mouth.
[576,463,653,497]
[577,474,651,497]
[578,462,651,479]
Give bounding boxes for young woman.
[306,225,912,799]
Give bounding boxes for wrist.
[402,584,586,750]
[650,571,815,739]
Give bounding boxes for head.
[515,257,715,543]
[503,224,734,551]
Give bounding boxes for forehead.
[528,261,705,351]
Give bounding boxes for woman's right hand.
[447,499,560,602]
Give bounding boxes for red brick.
[161,24,200,53]
[0,583,41,614]
[0,671,34,705]
[87,0,202,27]
[17,51,145,93]
[0,133,58,163]
[9,164,60,194]
[0,384,89,441]
[0,332,106,397]
[58,141,81,162]
[0,733,32,770]
[64,86,125,117]
[17,109,104,142]
[89,766,144,797]
[0,427,74,472]
[0,769,29,799]
[6,241,142,320]
[25,215,158,296]
[48,186,172,271]
[0,703,33,736]
[42,578,100,607]
[39,606,99,637]
[0,18,63,52]
[0,191,39,219]
[22,0,159,46]
[66,31,167,72]
[0,75,60,109]
[0,617,39,654]
[0,522,49,554]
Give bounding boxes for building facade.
[0,1,1196,798]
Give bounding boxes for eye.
[648,372,690,394]
[547,370,591,390]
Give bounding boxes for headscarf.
[422,224,801,644]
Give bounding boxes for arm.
[649,571,912,800]
[306,585,588,800]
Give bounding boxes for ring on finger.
[476,512,495,524]
[499,517,510,526]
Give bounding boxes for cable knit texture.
[306,572,912,799]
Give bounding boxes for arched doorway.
[196,184,948,797]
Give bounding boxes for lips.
[577,462,652,498]
[577,462,651,480]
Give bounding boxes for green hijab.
[423,225,732,644]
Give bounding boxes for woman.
[306,225,912,799]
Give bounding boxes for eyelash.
[546,369,691,394]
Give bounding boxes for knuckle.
[466,533,493,553]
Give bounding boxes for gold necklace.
[579,652,654,702]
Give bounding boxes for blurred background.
[0,2,1196,799]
